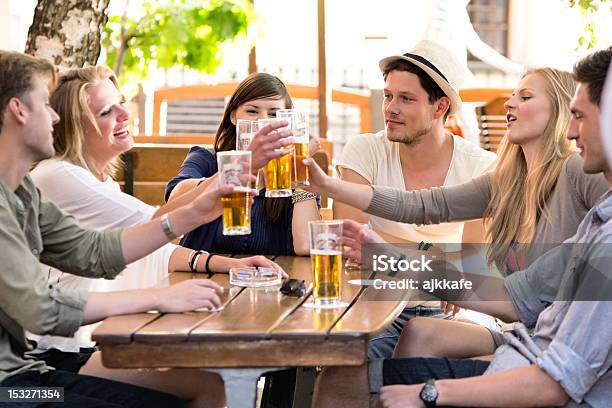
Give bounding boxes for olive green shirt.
[0,175,126,383]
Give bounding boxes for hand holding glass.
[258,118,293,197]
[236,119,261,189]
[276,109,310,187]
[236,119,258,151]
[217,151,252,235]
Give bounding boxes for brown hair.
[382,59,449,120]
[50,66,124,179]
[214,73,293,223]
[214,73,292,151]
[0,51,56,132]
[573,46,612,106]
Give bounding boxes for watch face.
[420,384,438,402]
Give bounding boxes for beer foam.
[231,186,251,193]
[310,249,342,256]
[223,163,243,172]
[315,232,338,241]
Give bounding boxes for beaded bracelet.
[291,190,317,204]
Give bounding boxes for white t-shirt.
[28,159,175,351]
[337,130,498,243]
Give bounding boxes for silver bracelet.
[160,213,178,241]
[291,190,317,205]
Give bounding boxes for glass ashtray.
[229,266,282,287]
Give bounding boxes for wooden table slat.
[133,273,242,343]
[99,339,367,368]
[188,257,311,340]
[272,256,312,283]
[330,276,410,339]
[92,313,161,344]
[166,271,201,285]
[270,268,364,339]
[189,286,305,340]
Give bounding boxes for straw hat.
[379,40,465,114]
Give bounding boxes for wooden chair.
[151,83,372,138]
[116,143,198,207]
[117,136,333,208]
[475,94,509,152]
[459,89,512,153]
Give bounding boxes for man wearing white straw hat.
[335,39,498,358]
[315,46,612,408]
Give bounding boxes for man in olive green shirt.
[0,51,239,406]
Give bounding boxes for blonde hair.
[484,68,577,273]
[50,66,123,178]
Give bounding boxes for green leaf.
[571,0,611,50]
[104,0,253,83]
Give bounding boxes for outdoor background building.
[2,0,610,148]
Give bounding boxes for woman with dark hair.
[166,73,321,256]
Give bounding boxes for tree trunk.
[25,0,111,68]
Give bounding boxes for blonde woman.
[30,66,288,407]
[304,67,609,359]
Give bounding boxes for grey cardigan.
[366,154,609,266]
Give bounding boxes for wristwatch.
[419,379,438,407]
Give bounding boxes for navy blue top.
[166,146,303,255]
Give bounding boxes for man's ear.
[6,98,28,125]
[433,96,450,120]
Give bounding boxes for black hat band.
[402,52,449,83]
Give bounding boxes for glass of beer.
[258,118,292,198]
[276,109,310,187]
[308,220,344,308]
[236,119,257,150]
[217,151,252,235]
[236,120,260,189]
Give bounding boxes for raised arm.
[340,219,519,322]
[306,159,492,225]
[159,174,217,215]
[166,121,295,204]
[332,168,372,224]
[120,181,235,264]
[291,195,322,256]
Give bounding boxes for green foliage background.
[103,0,253,85]
[568,0,612,49]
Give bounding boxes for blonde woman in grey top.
[304,67,609,360]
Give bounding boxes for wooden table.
[92,256,408,407]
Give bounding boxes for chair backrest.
[116,143,198,206]
[459,89,511,153]
[475,94,509,152]
[117,136,334,208]
[152,83,372,139]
